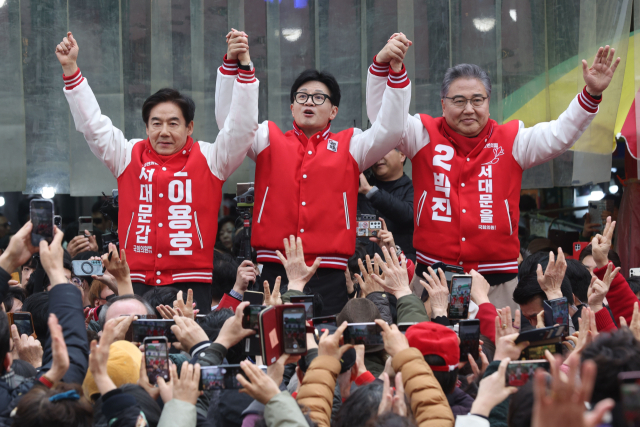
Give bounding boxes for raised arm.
[214,29,246,130]
[351,35,412,171]
[56,32,133,178]
[513,45,621,170]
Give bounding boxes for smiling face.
[441,78,490,137]
[145,102,194,156]
[290,81,338,137]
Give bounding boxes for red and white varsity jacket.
[367,62,601,274]
[216,56,411,270]
[63,67,259,286]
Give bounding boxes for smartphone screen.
[200,365,268,390]
[312,315,337,328]
[243,305,265,331]
[144,338,169,385]
[30,199,54,246]
[505,360,550,387]
[620,372,640,426]
[78,216,93,235]
[282,307,307,354]
[133,320,177,342]
[290,295,314,320]
[459,319,480,361]
[343,323,384,347]
[448,275,472,319]
[12,313,34,336]
[545,298,569,327]
[525,344,560,360]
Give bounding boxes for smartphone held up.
[30,199,55,246]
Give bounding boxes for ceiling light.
[473,17,496,32]
[41,187,56,199]
[282,28,302,42]
[0,197,5,207]
[509,9,517,21]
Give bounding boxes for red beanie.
[405,322,459,372]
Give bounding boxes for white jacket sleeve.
[201,68,260,180]
[454,415,490,427]
[512,87,601,170]
[63,74,134,178]
[157,399,196,427]
[365,60,430,161]
[351,65,411,171]
[214,56,239,130]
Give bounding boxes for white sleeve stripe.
[579,93,598,109]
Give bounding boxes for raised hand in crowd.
[268,353,301,388]
[587,262,620,312]
[591,216,616,269]
[532,353,614,427]
[375,32,413,72]
[419,266,449,318]
[55,31,79,76]
[158,361,201,406]
[318,320,353,359]
[11,324,42,368]
[355,255,384,298]
[378,372,406,416]
[233,260,256,298]
[238,360,281,405]
[496,306,521,337]
[138,353,161,401]
[0,221,39,274]
[213,301,255,350]
[110,314,136,342]
[88,255,118,294]
[66,231,98,258]
[375,319,409,357]
[38,227,67,287]
[469,358,518,417]
[466,343,490,385]
[88,317,119,395]
[619,301,640,341]
[171,315,209,353]
[470,269,491,306]
[43,313,70,384]
[536,247,567,301]
[276,236,321,292]
[494,328,528,362]
[564,307,598,367]
[582,45,621,96]
[263,277,282,306]
[101,243,134,296]
[174,289,197,319]
[369,218,397,254]
[371,247,411,299]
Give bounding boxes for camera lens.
[81,262,93,275]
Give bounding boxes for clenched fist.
[55,31,79,76]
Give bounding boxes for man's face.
[21,266,33,287]
[520,296,545,326]
[145,102,194,156]
[372,149,406,181]
[0,217,10,238]
[582,255,597,273]
[106,299,149,322]
[441,78,490,137]
[290,81,338,134]
[92,212,109,233]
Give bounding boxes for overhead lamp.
[473,17,496,32]
[41,187,56,199]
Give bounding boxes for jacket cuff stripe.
[578,87,600,113]
[237,69,256,84]
[63,68,84,90]
[370,55,390,77]
[220,54,239,76]
[387,65,409,88]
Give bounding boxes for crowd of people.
[0,22,633,427]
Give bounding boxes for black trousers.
[132,282,212,315]
[260,263,348,316]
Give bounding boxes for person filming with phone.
[55,31,259,314]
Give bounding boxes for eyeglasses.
[70,277,84,289]
[443,96,488,108]
[294,92,332,106]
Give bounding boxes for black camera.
[235,183,254,265]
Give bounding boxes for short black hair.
[3,286,27,312]
[142,88,195,126]
[290,69,341,107]
[142,286,181,318]
[22,292,50,344]
[578,245,622,268]
[517,251,548,281]
[582,329,640,404]
[565,259,592,303]
[424,354,458,395]
[512,271,573,306]
[211,252,239,302]
[0,312,10,375]
[334,381,384,427]
[92,200,104,214]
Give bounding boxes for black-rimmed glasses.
[294,92,332,106]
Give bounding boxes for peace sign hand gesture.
[582,45,621,96]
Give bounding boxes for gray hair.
[98,294,155,327]
[440,64,492,99]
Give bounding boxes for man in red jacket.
[216,31,413,315]
[55,32,259,313]
[368,42,621,312]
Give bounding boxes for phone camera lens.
[80,262,93,275]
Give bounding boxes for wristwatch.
[395,245,402,257]
[238,62,254,71]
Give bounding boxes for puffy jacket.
[391,347,455,427]
[296,355,341,427]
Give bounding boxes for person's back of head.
[99,294,155,326]
[423,354,458,395]
[12,382,93,427]
[198,309,245,363]
[581,329,640,404]
[22,292,49,343]
[334,381,384,427]
[142,286,180,317]
[211,251,239,304]
[518,251,548,280]
[565,259,592,303]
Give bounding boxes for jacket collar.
[292,121,331,146]
[144,136,195,165]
